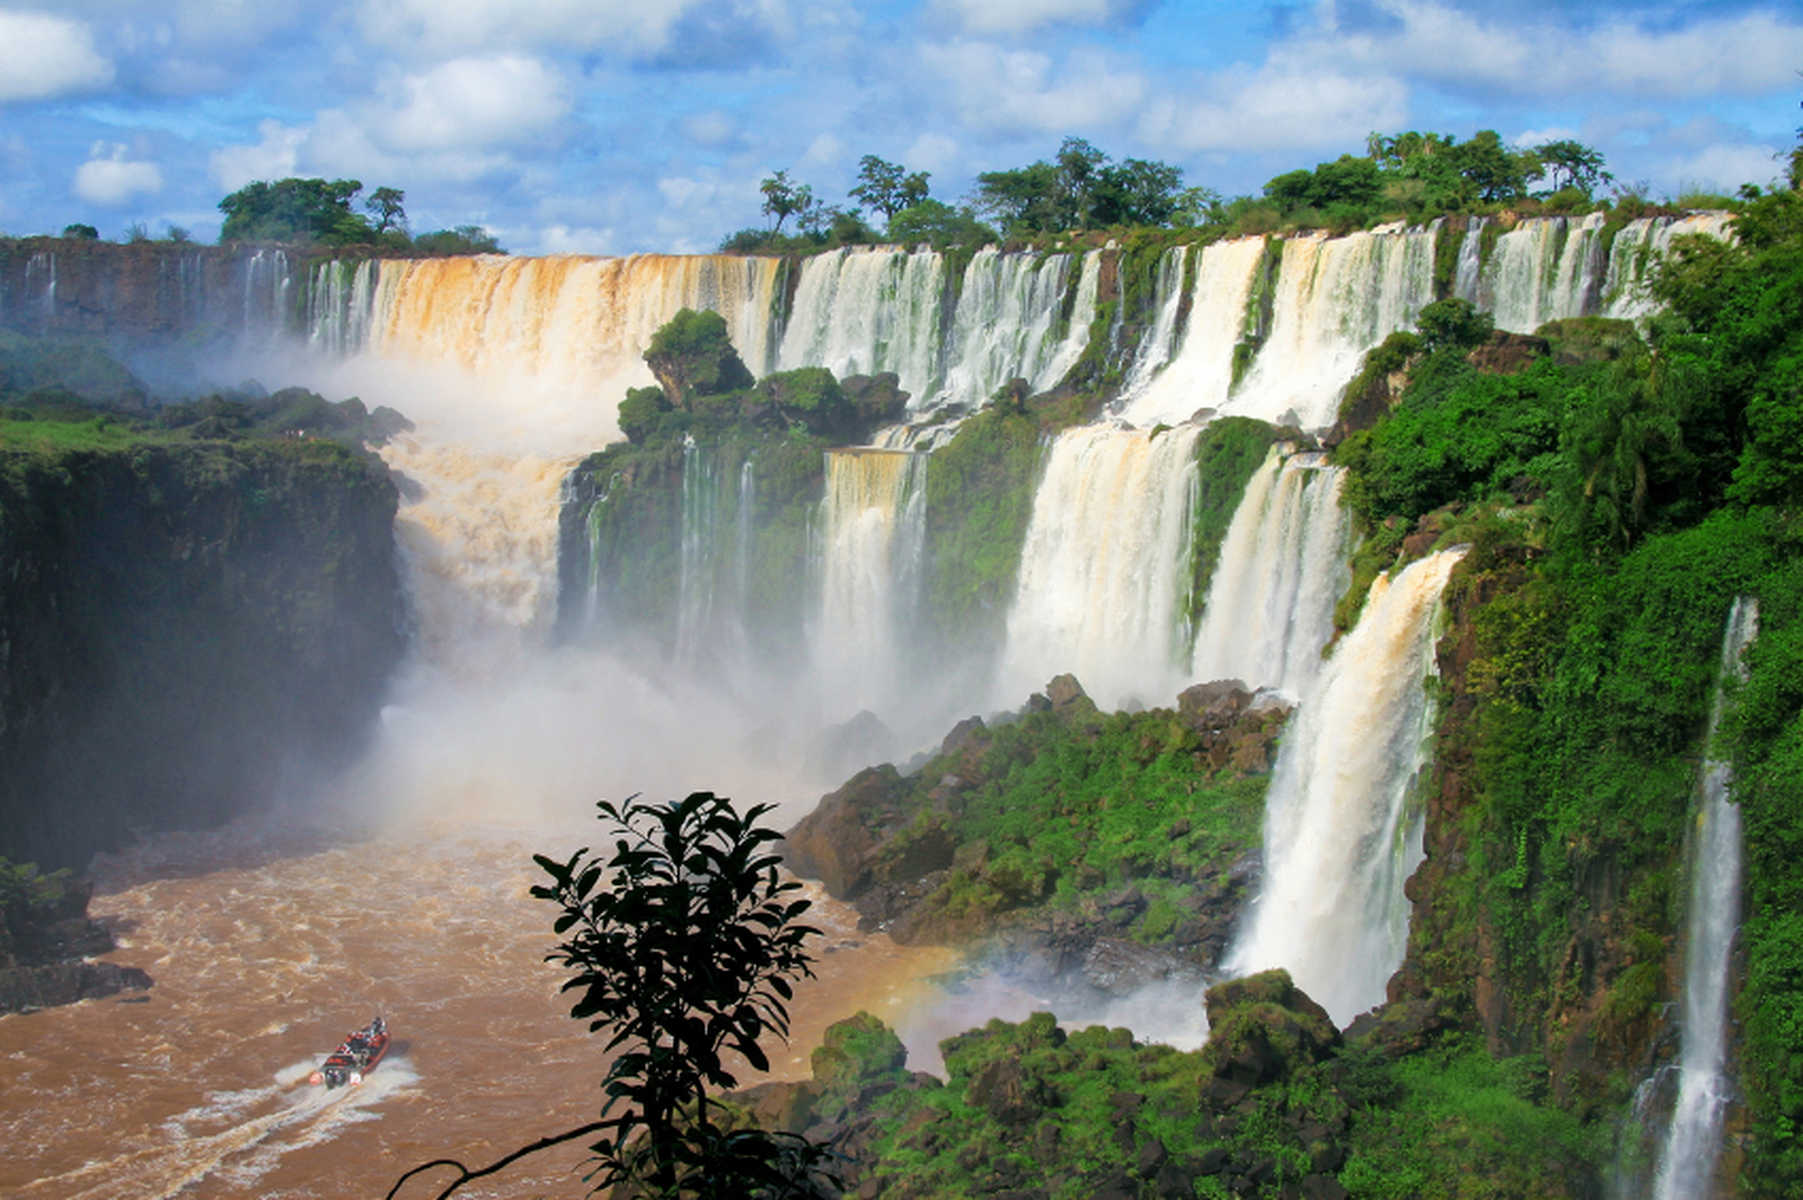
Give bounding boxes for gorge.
[0,199,1793,1199]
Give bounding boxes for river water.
[1,811,952,1199]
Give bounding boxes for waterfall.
[995,423,1202,710]
[775,247,946,405]
[1116,236,1267,427]
[940,249,1100,407]
[1451,217,1486,304]
[1191,448,1351,697]
[364,254,784,417]
[1480,213,1607,333]
[1603,212,1737,322]
[674,438,723,666]
[1653,596,1760,1200]
[1227,547,1466,1025]
[1226,223,1437,430]
[1119,245,1192,399]
[815,449,928,720]
[308,259,379,355]
[241,249,292,336]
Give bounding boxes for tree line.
[729,128,1629,253]
[55,178,505,254]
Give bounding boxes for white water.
[995,423,1201,711]
[1191,447,1351,696]
[815,449,929,723]
[1227,223,1437,430]
[1117,236,1268,428]
[941,248,1100,408]
[776,247,947,404]
[1653,596,1760,1200]
[1603,212,1738,321]
[1118,245,1192,399]
[1481,213,1608,333]
[1227,548,1466,1025]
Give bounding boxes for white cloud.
[1512,127,1578,149]
[358,0,703,57]
[1290,0,1803,101]
[904,133,961,177]
[682,110,738,147]
[536,223,616,255]
[0,11,113,102]
[920,41,1148,135]
[209,120,305,191]
[73,143,163,205]
[1658,143,1789,196]
[1139,65,1408,154]
[380,56,569,152]
[801,132,844,167]
[929,0,1141,35]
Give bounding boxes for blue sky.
[1,0,1798,254]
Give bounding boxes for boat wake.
[19,1056,419,1200]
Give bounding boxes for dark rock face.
[1,872,152,1014]
[0,441,406,868]
[0,960,153,1014]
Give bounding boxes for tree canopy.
[848,155,929,222]
[972,137,1187,234]
[218,178,376,244]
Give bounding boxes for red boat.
[308,1016,389,1088]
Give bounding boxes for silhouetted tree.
[387,792,832,1199]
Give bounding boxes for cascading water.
[815,449,928,721]
[1451,217,1486,304]
[995,423,1201,711]
[674,438,723,665]
[1603,212,1737,321]
[775,247,947,405]
[1191,447,1351,697]
[1652,596,1760,1200]
[1226,223,1437,430]
[1227,548,1466,1025]
[1480,213,1608,333]
[1116,236,1267,428]
[1118,245,1192,398]
[941,248,1100,407]
[307,258,378,356]
[364,254,783,410]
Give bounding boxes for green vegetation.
[1188,417,1281,625]
[1321,152,1803,1188]
[920,405,1044,649]
[217,176,503,253]
[561,310,906,653]
[774,982,1591,1199]
[973,136,1187,235]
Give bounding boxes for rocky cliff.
[0,432,406,868]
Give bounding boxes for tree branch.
[385,1120,612,1200]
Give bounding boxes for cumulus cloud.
[209,120,305,192]
[73,143,163,206]
[1658,142,1790,195]
[929,0,1148,35]
[904,132,961,177]
[0,11,113,102]
[920,41,1148,135]
[380,56,569,152]
[537,223,616,254]
[1139,64,1408,154]
[1288,0,1803,100]
[358,0,704,58]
